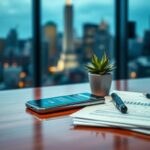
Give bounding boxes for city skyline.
[0,0,150,90]
[0,0,150,39]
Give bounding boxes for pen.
[111,93,128,113]
[144,93,150,99]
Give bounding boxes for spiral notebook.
[71,91,150,135]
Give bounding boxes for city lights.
[18,81,25,88]
[66,0,71,5]
[3,63,9,69]
[57,60,64,71]
[48,66,57,73]
[19,72,26,78]
[130,72,137,78]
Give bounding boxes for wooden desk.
[0,78,150,150]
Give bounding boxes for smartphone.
[26,93,105,114]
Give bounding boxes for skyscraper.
[94,20,113,59]
[4,28,20,57]
[83,23,98,61]
[43,22,57,62]
[63,0,73,52]
[0,38,5,58]
[58,0,78,71]
[82,20,113,61]
[6,28,18,48]
[142,30,150,55]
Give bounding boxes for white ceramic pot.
[88,73,112,96]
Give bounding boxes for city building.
[0,38,5,60]
[82,20,113,62]
[3,66,22,89]
[43,21,58,66]
[82,23,98,61]
[63,0,74,53]
[128,21,136,39]
[4,28,20,57]
[128,22,150,78]
[142,30,150,55]
[94,20,113,59]
[59,0,78,71]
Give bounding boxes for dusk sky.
[0,0,150,39]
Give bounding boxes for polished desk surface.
[0,78,150,150]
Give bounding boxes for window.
[128,0,150,78]
[0,0,33,90]
[0,0,118,90]
[41,0,115,86]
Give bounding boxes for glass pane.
[0,0,33,90]
[129,0,150,78]
[41,0,115,86]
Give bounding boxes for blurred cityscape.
[0,0,150,90]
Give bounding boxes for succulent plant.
[85,52,115,75]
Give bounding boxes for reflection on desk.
[0,78,150,150]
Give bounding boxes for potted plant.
[85,52,115,97]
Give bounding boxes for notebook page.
[112,91,150,116]
[71,91,150,128]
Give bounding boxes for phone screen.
[27,93,103,109]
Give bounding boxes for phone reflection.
[26,107,78,120]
